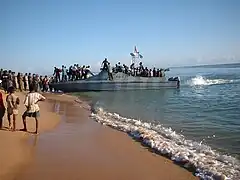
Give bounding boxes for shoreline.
[87,93,240,179]
[1,91,197,180]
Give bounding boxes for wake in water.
[91,107,240,180]
[187,76,235,86]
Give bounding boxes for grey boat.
[50,69,180,92]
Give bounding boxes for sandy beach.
[0,91,60,180]
[0,91,197,180]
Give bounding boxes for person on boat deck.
[80,65,85,79]
[61,65,67,82]
[123,64,129,74]
[53,67,61,82]
[102,58,109,71]
[156,69,160,77]
[149,69,152,77]
[153,68,156,77]
[139,62,144,72]
[68,66,73,81]
[143,67,149,77]
[159,69,163,77]
[130,62,135,70]
[107,62,113,80]
[72,64,77,81]
[130,63,135,76]
[85,66,94,79]
[76,65,81,80]
[116,62,123,72]
[159,69,165,77]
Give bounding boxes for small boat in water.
[50,69,180,92]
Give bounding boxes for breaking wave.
[91,107,240,180]
[187,76,235,86]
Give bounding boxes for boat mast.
[130,46,143,66]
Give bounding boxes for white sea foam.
[188,76,234,86]
[91,107,240,180]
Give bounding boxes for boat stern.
[168,76,180,88]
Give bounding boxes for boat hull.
[51,79,180,92]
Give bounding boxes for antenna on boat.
[130,46,143,65]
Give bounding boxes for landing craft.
[51,46,180,92]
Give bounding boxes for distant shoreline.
[171,62,240,68]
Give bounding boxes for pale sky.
[0,0,239,74]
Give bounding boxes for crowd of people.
[102,58,167,79]
[50,60,168,83]
[0,69,53,94]
[51,60,168,83]
[53,64,94,83]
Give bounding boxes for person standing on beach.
[17,72,24,92]
[0,91,6,129]
[23,73,28,91]
[28,73,32,88]
[12,72,18,90]
[7,71,13,91]
[2,70,9,93]
[6,86,20,131]
[43,76,49,92]
[22,85,45,134]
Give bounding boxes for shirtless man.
[22,85,46,134]
[6,86,20,131]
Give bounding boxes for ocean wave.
[187,76,236,86]
[91,107,240,180]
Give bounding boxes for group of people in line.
[53,64,94,83]
[0,69,53,94]
[52,59,168,83]
[102,58,167,80]
[0,85,46,134]
[51,59,168,83]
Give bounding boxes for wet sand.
[14,93,197,180]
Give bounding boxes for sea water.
[75,63,240,179]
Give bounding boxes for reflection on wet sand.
[49,99,88,124]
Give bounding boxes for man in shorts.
[22,85,45,134]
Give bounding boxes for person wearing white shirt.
[21,85,46,134]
